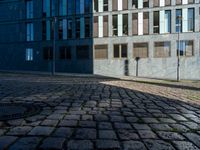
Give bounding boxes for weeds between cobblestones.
[0,74,199,150]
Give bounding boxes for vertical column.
[160,0,165,6]
[182,0,188,4]
[80,0,84,14]
[80,17,85,38]
[138,12,143,35]
[182,8,188,32]
[171,8,176,33]
[195,7,199,32]
[160,10,165,34]
[138,0,143,9]
[118,14,123,36]
[149,11,153,34]
[63,0,67,15]
[98,0,103,12]
[46,0,51,17]
[118,0,122,10]
[98,16,103,37]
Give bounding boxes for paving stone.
[126,117,139,123]
[149,124,173,131]
[9,137,41,150]
[81,115,93,121]
[98,122,113,129]
[181,122,200,130]
[67,140,93,150]
[0,136,17,150]
[7,126,32,136]
[96,140,120,149]
[117,130,139,140]
[133,124,151,130]
[138,130,158,139]
[183,133,200,147]
[40,119,59,126]
[110,115,125,122]
[75,128,96,140]
[59,120,78,127]
[157,131,185,140]
[39,137,65,150]
[47,114,64,120]
[169,114,188,121]
[144,140,175,150]
[123,141,147,150]
[95,114,109,121]
[28,126,54,136]
[159,118,177,123]
[64,115,80,120]
[142,118,159,123]
[79,121,96,128]
[170,124,190,132]
[99,130,117,139]
[173,141,200,150]
[114,123,132,129]
[52,127,74,138]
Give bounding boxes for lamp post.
[177,15,182,82]
[52,16,57,76]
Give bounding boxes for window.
[177,40,194,56]
[42,0,55,17]
[112,0,118,11]
[176,9,182,33]
[153,0,159,7]
[95,45,108,59]
[85,0,91,13]
[26,48,33,61]
[43,47,53,60]
[60,46,71,59]
[154,42,171,58]
[188,8,194,32]
[132,13,138,35]
[112,15,118,36]
[67,1,73,15]
[94,0,98,12]
[165,10,171,33]
[26,0,33,19]
[76,18,80,38]
[143,0,149,8]
[59,19,67,40]
[76,0,80,14]
[103,0,108,11]
[132,0,138,9]
[188,0,194,4]
[26,23,34,41]
[143,12,149,35]
[153,11,159,33]
[133,43,148,58]
[113,44,127,58]
[76,45,89,59]
[123,14,128,36]
[165,0,171,6]
[103,16,108,37]
[68,19,73,39]
[59,0,67,16]
[176,0,182,5]
[123,0,128,10]
[93,16,98,37]
[42,20,53,40]
[85,17,90,38]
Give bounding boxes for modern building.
[0,0,200,79]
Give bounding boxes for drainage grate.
[0,103,41,121]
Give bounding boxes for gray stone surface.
[0,74,200,150]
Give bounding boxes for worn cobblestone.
[0,74,200,149]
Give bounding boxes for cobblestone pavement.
[0,73,200,150]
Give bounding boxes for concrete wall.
[93,0,200,80]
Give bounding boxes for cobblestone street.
[0,73,200,150]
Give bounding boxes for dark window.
[85,0,91,13]
[60,46,71,59]
[94,0,98,12]
[103,0,108,11]
[76,46,89,59]
[143,0,149,8]
[76,18,80,38]
[43,47,53,60]
[176,9,182,33]
[132,0,138,9]
[153,11,159,33]
[68,19,73,39]
[113,44,127,58]
[85,17,90,38]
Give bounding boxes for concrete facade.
[93,0,200,80]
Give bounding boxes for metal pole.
[177,16,181,82]
[52,17,57,76]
